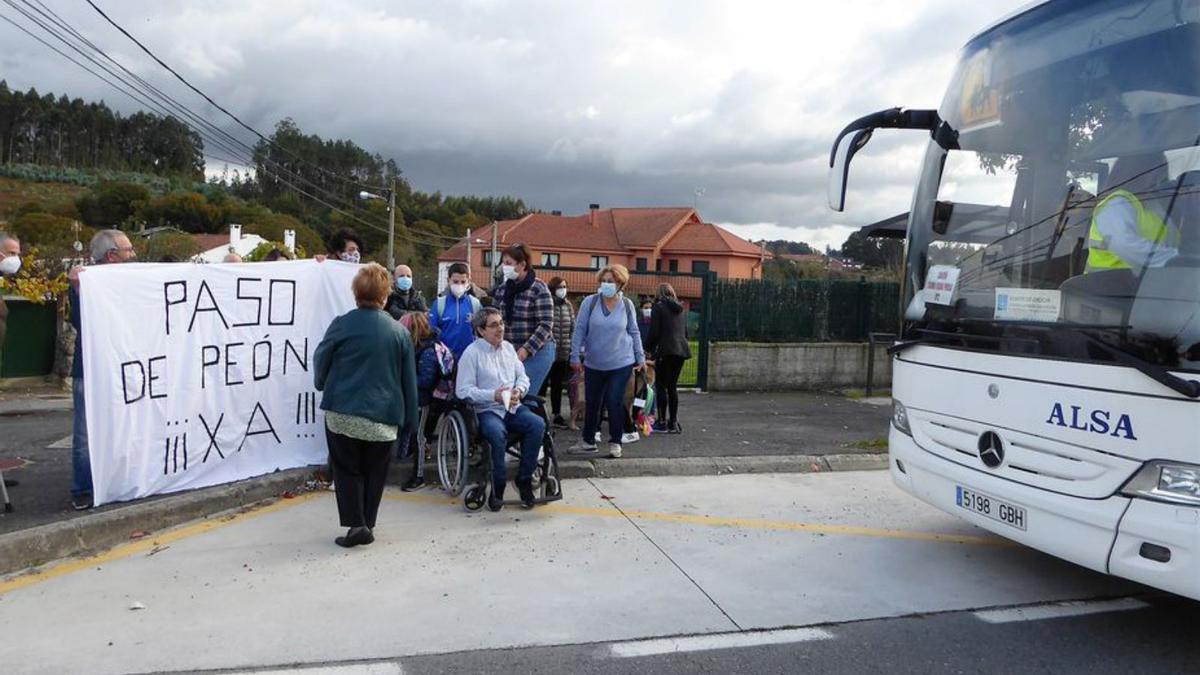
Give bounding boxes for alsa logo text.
[1046,403,1137,440]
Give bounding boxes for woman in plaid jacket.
[489,243,556,397]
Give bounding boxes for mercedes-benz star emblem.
[977,431,1004,468]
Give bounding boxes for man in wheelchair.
[455,306,546,510]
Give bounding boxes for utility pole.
[465,227,472,267]
[387,177,396,270]
[490,221,498,276]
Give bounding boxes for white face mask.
[449,282,468,298]
[0,254,20,276]
[339,250,361,264]
[501,264,517,281]
[555,287,568,299]
[642,308,652,318]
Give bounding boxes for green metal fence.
[708,278,900,343]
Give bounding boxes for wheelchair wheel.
[540,448,562,500]
[463,484,486,512]
[437,410,470,496]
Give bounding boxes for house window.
[655,259,662,272]
[482,250,499,267]
[590,255,608,269]
[635,257,648,272]
[668,259,678,272]
[541,252,560,268]
[691,260,710,274]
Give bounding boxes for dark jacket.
[385,288,427,319]
[314,307,418,433]
[646,298,691,360]
[551,298,575,362]
[0,295,7,354]
[414,330,443,407]
[69,284,83,378]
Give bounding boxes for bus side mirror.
[828,129,873,212]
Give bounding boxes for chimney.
[589,203,600,228]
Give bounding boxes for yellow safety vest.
[1086,189,1178,272]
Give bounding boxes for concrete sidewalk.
[0,390,891,575]
[0,473,1134,675]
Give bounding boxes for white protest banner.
[80,260,360,505]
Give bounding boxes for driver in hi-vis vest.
[1087,152,1181,273]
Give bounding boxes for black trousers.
[655,355,686,425]
[542,360,570,417]
[326,427,393,529]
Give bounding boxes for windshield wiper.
[1074,330,1200,399]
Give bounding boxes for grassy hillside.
[0,176,89,220]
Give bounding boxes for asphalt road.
[4,471,1183,675]
[394,593,1197,675]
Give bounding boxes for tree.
[840,230,903,270]
[76,181,151,228]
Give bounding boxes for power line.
[0,3,462,251]
[84,0,391,195]
[1,2,419,240]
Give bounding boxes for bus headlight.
[1121,462,1200,506]
[892,400,912,437]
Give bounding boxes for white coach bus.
[829,0,1200,600]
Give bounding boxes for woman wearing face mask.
[638,298,654,349]
[541,276,575,428]
[488,243,556,397]
[646,283,691,434]
[328,228,365,264]
[567,264,645,458]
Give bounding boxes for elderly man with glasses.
[67,229,137,510]
[455,306,545,511]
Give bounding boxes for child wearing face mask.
[542,276,576,428]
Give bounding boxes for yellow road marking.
[0,491,323,597]
[0,484,1010,597]
[384,492,1011,547]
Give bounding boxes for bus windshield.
[906,0,1200,374]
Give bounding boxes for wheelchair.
[433,395,563,511]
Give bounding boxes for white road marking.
[228,664,402,675]
[609,627,835,658]
[973,597,1150,624]
[47,435,72,449]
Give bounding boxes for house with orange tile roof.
[437,205,769,298]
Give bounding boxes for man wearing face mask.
[385,264,427,319]
[430,262,482,360]
[0,232,21,355]
[328,228,365,264]
[68,229,138,511]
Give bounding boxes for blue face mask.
[599,282,617,298]
[395,276,413,291]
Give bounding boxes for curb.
[557,452,888,479]
[0,398,73,416]
[0,453,888,578]
[0,467,315,578]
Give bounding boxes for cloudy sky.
[0,0,1031,251]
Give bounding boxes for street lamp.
[358,179,397,269]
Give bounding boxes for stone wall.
[708,342,891,391]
